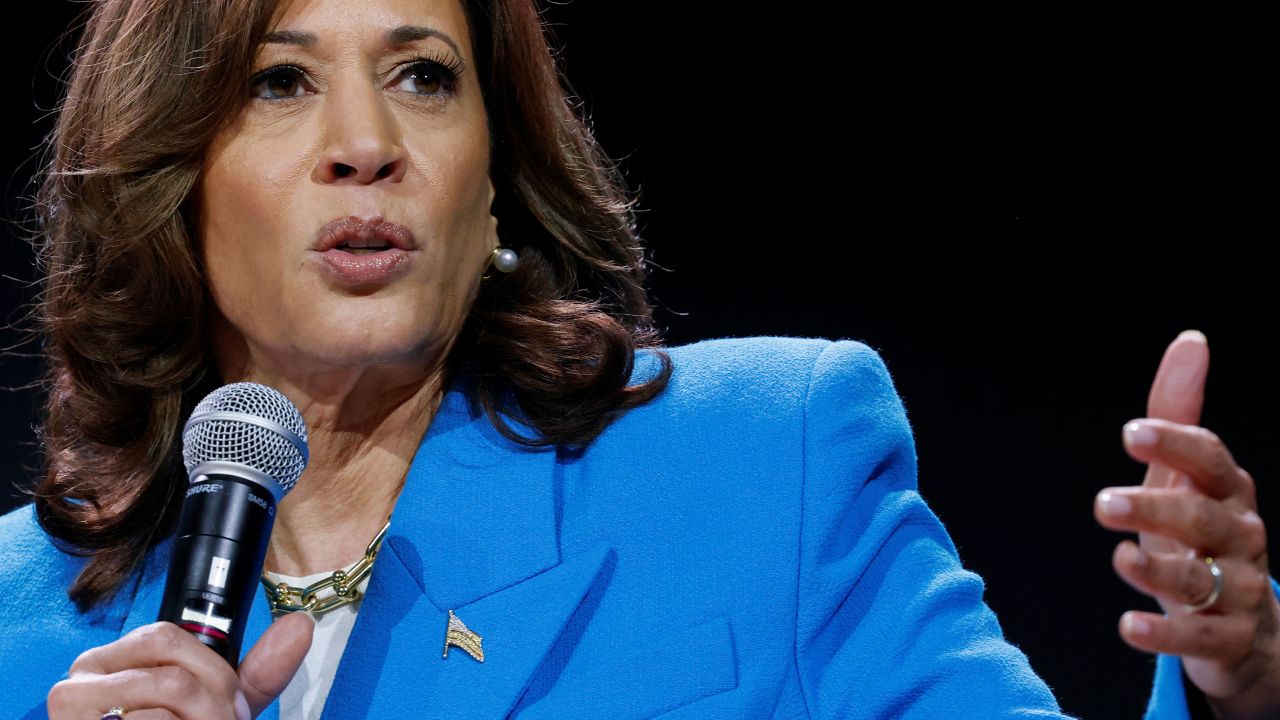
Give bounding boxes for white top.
[262,559,372,720]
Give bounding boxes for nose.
[315,82,408,185]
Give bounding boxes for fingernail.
[1123,613,1152,636]
[1177,329,1207,344]
[234,690,251,720]
[1124,421,1158,449]
[1098,491,1132,517]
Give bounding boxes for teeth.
[337,236,390,250]
[335,230,389,251]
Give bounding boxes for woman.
[0,0,1274,719]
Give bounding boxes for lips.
[311,216,417,287]
[313,216,416,253]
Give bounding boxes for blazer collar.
[119,374,611,719]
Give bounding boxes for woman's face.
[197,0,494,379]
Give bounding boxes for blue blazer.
[0,337,1241,718]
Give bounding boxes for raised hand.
[1094,330,1280,718]
[47,611,313,719]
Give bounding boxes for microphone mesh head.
[182,382,308,495]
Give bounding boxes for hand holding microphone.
[47,383,315,720]
[49,614,313,720]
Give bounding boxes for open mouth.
[313,217,416,286]
[336,240,392,254]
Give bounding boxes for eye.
[247,53,465,103]
[389,56,464,98]
[249,65,310,100]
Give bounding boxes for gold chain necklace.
[260,518,391,616]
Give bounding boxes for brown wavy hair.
[23,0,672,612]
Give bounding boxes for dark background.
[1,3,1274,718]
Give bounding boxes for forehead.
[267,0,472,58]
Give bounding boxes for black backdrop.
[1,3,1274,718]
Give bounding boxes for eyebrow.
[262,25,464,60]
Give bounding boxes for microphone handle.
[157,473,276,668]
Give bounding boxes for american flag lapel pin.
[443,609,485,662]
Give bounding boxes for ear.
[486,176,499,248]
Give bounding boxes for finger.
[1112,539,1215,609]
[1111,540,1271,612]
[70,622,239,702]
[1146,330,1209,427]
[1095,487,1264,557]
[1118,609,1255,665]
[238,610,315,715]
[1140,331,1209,501]
[1123,419,1255,503]
[48,666,236,720]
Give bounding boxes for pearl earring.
[483,246,519,280]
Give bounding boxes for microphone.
[157,382,309,668]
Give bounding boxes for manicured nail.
[1177,329,1207,344]
[234,690,251,720]
[1124,421,1158,449]
[1123,613,1152,636]
[1098,491,1132,517]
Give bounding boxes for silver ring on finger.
[1183,555,1224,613]
[100,707,127,720]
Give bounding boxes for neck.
[265,374,442,576]
[214,331,448,577]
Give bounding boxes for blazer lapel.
[321,536,610,719]
[316,379,610,718]
[319,378,611,718]
[120,376,603,720]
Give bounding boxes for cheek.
[198,145,302,330]
[411,144,494,287]
[206,135,306,239]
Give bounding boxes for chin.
[292,308,454,368]
[218,284,472,375]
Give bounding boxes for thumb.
[1145,329,1209,425]
[1137,330,1210,509]
[237,610,315,717]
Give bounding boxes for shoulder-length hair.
[26,0,672,612]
